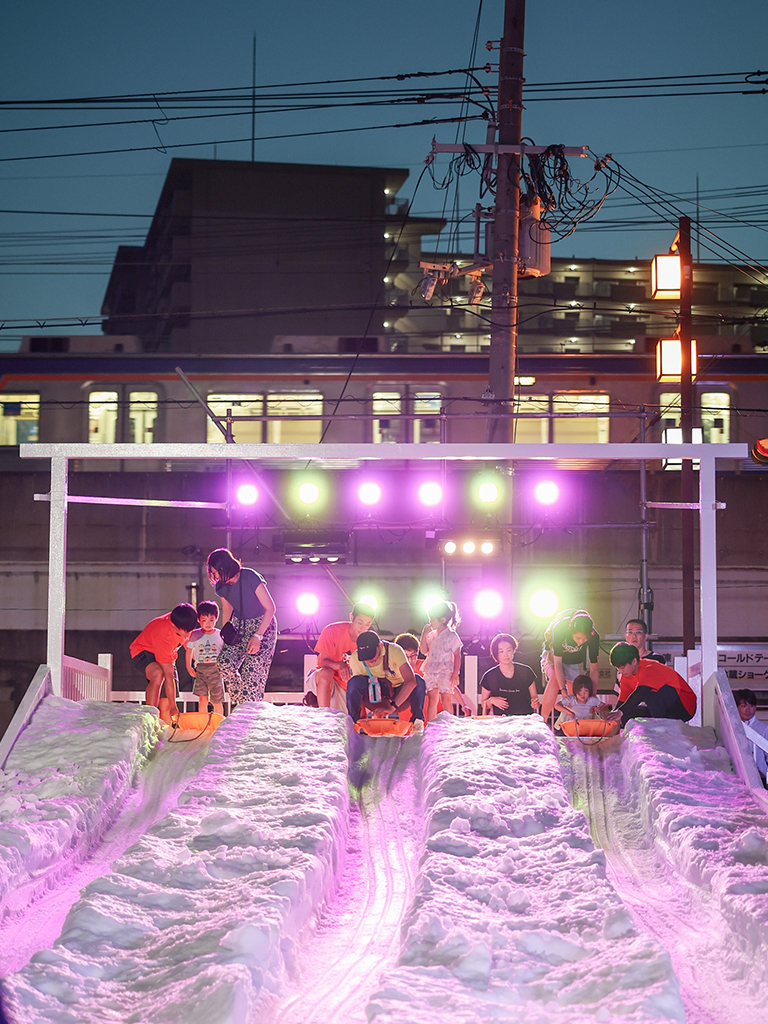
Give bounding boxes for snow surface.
[0,697,162,921]
[2,703,768,1024]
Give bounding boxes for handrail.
[62,653,112,702]
[0,664,52,769]
[710,669,768,814]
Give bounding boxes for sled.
[559,717,619,742]
[354,718,415,737]
[171,711,225,736]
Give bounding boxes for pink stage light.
[236,483,259,505]
[474,589,504,619]
[358,481,382,506]
[534,480,560,506]
[296,593,320,617]
[418,481,443,507]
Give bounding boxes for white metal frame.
[21,441,748,697]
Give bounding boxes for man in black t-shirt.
[481,634,540,716]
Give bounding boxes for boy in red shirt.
[610,642,696,727]
[130,603,199,723]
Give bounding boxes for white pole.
[699,453,719,695]
[46,455,68,696]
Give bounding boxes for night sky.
[1,0,767,349]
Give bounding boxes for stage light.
[418,481,443,507]
[529,589,559,618]
[297,593,319,617]
[357,593,379,611]
[309,556,320,563]
[423,593,445,614]
[298,482,320,505]
[474,589,504,619]
[281,531,349,564]
[477,481,499,504]
[480,540,494,555]
[534,480,560,506]
[438,531,500,557]
[462,540,476,554]
[358,481,382,506]
[236,483,258,505]
[444,540,457,554]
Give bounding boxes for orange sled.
[354,718,414,737]
[559,718,619,739]
[173,711,225,735]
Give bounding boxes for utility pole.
[679,216,696,656]
[486,0,525,443]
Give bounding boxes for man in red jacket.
[610,642,696,727]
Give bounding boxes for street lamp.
[656,336,698,382]
[650,253,681,300]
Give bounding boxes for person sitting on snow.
[345,630,425,723]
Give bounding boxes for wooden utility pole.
[679,216,696,655]
[486,0,525,442]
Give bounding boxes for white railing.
[708,668,768,815]
[62,653,113,702]
[0,665,52,769]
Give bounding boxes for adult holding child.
[206,547,277,706]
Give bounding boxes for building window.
[700,392,730,443]
[128,391,157,443]
[511,395,550,443]
[372,391,402,443]
[413,392,442,443]
[266,392,323,443]
[552,393,610,443]
[659,391,681,431]
[0,394,39,445]
[88,391,118,444]
[206,394,264,444]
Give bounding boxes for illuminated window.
[206,394,264,444]
[553,394,610,443]
[659,391,681,431]
[128,392,157,443]
[372,391,402,443]
[0,394,39,445]
[511,395,550,442]
[413,392,442,444]
[88,391,118,444]
[266,392,323,443]
[700,392,730,443]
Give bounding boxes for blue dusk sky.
[1,0,767,347]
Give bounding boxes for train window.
[88,391,118,443]
[700,392,730,443]
[659,392,681,431]
[266,392,323,443]
[128,392,157,444]
[372,392,402,443]
[552,394,610,443]
[511,395,549,442]
[413,392,441,444]
[206,394,264,443]
[0,394,39,445]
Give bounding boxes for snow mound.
[5,703,351,1024]
[366,714,684,1023]
[0,697,162,919]
[621,718,768,964]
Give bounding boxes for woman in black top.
[481,633,540,716]
[206,547,277,705]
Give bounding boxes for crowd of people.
[127,555,716,743]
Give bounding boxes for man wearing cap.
[346,630,425,723]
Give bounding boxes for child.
[185,600,225,716]
[420,600,465,722]
[554,674,611,730]
[130,603,199,724]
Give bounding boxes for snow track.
[566,725,768,1024]
[270,735,423,1024]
